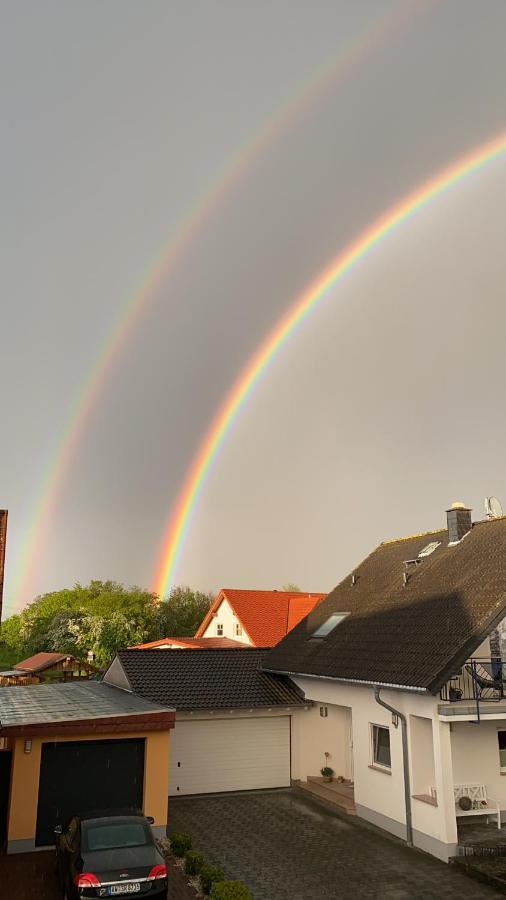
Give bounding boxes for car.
[55,810,168,899]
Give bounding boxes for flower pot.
[449,688,462,702]
[323,776,333,783]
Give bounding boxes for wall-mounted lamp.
[24,739,32,754]
[391,714,399,728]
[320,706,328,718]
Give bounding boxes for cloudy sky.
[2,0,506,616]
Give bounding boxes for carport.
[0,681,175,853]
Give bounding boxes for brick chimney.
[446,502,472,544]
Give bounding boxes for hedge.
[169,830,192,857]
[200,863,225,895]
[209,880,253,900]
[184,849,205,876]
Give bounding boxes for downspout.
[374,686,413,847]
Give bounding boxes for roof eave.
[262,668,429,694]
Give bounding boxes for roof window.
[418,541,441,558]
[311,612,349,638]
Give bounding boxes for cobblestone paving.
[0,846,185,899]
[169,789,502,900]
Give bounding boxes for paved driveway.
[169,789,500,900]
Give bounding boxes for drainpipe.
[374,686,413,847]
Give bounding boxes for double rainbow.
[153,129,506,598]
[10,3,409,613]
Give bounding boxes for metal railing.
[440,659,505,707]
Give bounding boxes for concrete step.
[295,779,356,815]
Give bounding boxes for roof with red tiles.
[14,652,69,673]
[129,636,247,650]
[195,589,326,647]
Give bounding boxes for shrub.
[200,864,225,895]
[169,830,192,857]
[210,880,253,900]
[184,849,204,876]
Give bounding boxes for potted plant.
[321,766,334,783]
[449,686,462,702]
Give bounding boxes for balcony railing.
[440,658,505,705]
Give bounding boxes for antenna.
[485,496,504,519]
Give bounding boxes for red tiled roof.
[129,636,247,650]
[14,652,68,673]
[195,589,326,647]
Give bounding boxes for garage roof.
[0,681,175,736]
[106,648,306,710]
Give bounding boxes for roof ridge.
[380,528,444,547]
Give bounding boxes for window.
[235,623,243,637]
[371,724,391,770]
[84,822,150,852]
[216,623,223,636]
[311,612,349,638]
[498,731,506,770]
[418,541,441,558]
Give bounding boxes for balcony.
[439,659,506,722]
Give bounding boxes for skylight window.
[418,541,441,558]
[311,612,349,638]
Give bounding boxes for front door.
[0,751,12,848]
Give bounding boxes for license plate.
[108,884,141,895]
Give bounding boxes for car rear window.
[84,823,150,851]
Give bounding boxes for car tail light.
[74,872,100,887]
[148,864,168,880]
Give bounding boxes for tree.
[153,586,214,639]
[0,581,213,667]
[281,584,302,593]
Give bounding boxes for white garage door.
[169,716,290,795]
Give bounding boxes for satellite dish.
[485,496,504,519]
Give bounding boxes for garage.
[169,716,290,795]
[0,681,175,853]
[35,738,144,845]
[105,647,307,798]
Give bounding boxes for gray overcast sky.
[2,1,506,615]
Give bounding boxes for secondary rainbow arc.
[9,3,407,613]
[153,129,506,598]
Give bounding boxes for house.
[265,502,506,862]
[104,647,308,796]
[130,636,247,650]
[0,652,98,686]
[0,680,175,852]
[194,588,326,646]
[0,510,7,625]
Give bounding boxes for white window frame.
[216,623,224,636]
[370,723,391,771]
[497,729,506,772]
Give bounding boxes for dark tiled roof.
[265,518,506,694]
[0,681,173,732]
[112,648,306,710]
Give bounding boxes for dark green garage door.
[35,738,145,846]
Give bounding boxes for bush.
[200,864,225,895]
[169,830,192,857]
[210,880,253,900]
[184,849,204,876]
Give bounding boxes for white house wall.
[201,597,252,643]
[292,677,457,861]
[451,720,506,811]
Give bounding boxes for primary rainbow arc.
[153,129,506,598]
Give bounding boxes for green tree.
[0,581,213,666]
[153,586,213,639]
